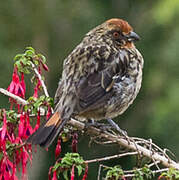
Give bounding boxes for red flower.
[24,112,33,138]
[18,112,33,139]
[18,113,25,138]
[21,148,31,180]
[55,138,61,159]
[0,155,18,180]
[41,63,49,71]
[7,66,25,98]
[82,164,88,180]
[33,79,41,98]
[48,166,53,180]
[70,165,75,180]
[20,72,26,96]
[52,170,57,180]
[46,106,52,119]
[72,133,78,153]
[34,110,41,132]
[1,111,7,141]
[0,110,7,153]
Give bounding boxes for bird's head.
[87,18,140,48]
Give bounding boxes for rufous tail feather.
[27,112,68,148]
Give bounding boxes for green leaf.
[14,54,23,61]
[38,54,46,63]
[133,169,144,180]
[105,165,124,179]
[76,165,83,176]
[63,170,69,180]
[26,47,35,53]
[25,50,35,57]
[53,162,61,171]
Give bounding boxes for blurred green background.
[1,0,179,179]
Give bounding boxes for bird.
[27,18,144,148]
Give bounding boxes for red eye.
[113,32,120,38]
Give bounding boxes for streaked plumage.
[27,18,144,147]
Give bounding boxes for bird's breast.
[105,48,143,119]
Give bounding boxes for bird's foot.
[85,119,112,131]
[107,118,130,144]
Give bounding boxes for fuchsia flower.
[48,167,53,180]
[70,165,75,180]
[0,112,19,180]
[18,113,25,138]
[82,164,88,180]
[21,149,29,180]
[0,156,16,180]
[0,110,7,153]
[24,112,33,138]
[72,133,78,153]
[41,63,49,71]
[46,106,52,119]
[20,72,26,95]
[33,66,42,98]
[52,170,57,180]
[7,66,26,98]
[33,80,41,98]
[18,112,33,139]
[1,110,7,141]
[55,138,61,159]
[33,110,41,132]
[0,49,52,180]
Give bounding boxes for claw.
[85,119,112,132]
[107,118,130,144]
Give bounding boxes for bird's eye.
[113,32,120,39]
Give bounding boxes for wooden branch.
[0,88,28,105]
[0,88,47,116]
[85,152,138,164]
[69,118,179,170]
[1,87,179,170]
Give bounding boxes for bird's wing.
[76,45,126,110]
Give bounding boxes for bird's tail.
[27,111,68,148]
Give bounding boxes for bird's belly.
[105,75,142,119]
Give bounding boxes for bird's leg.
[107,118,131,144]
[107,118,128,137]
[85,119,111,130]
[85,119,106,128]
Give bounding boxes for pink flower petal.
[52,170,57,180]
[34,110,40,132]
[48,166,53,180]
[82,164,88,180]
[7,81,15,93]
[72,133,78,153]
[70,165,75,180]
[46,107,52,119]
[20,72,26,96]
[18,114,25,138]
[25,112,33,138]
[55,138,61,159]
[1,111,7,141]
[42,63,49,71]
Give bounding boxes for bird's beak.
[126,31,140,42]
